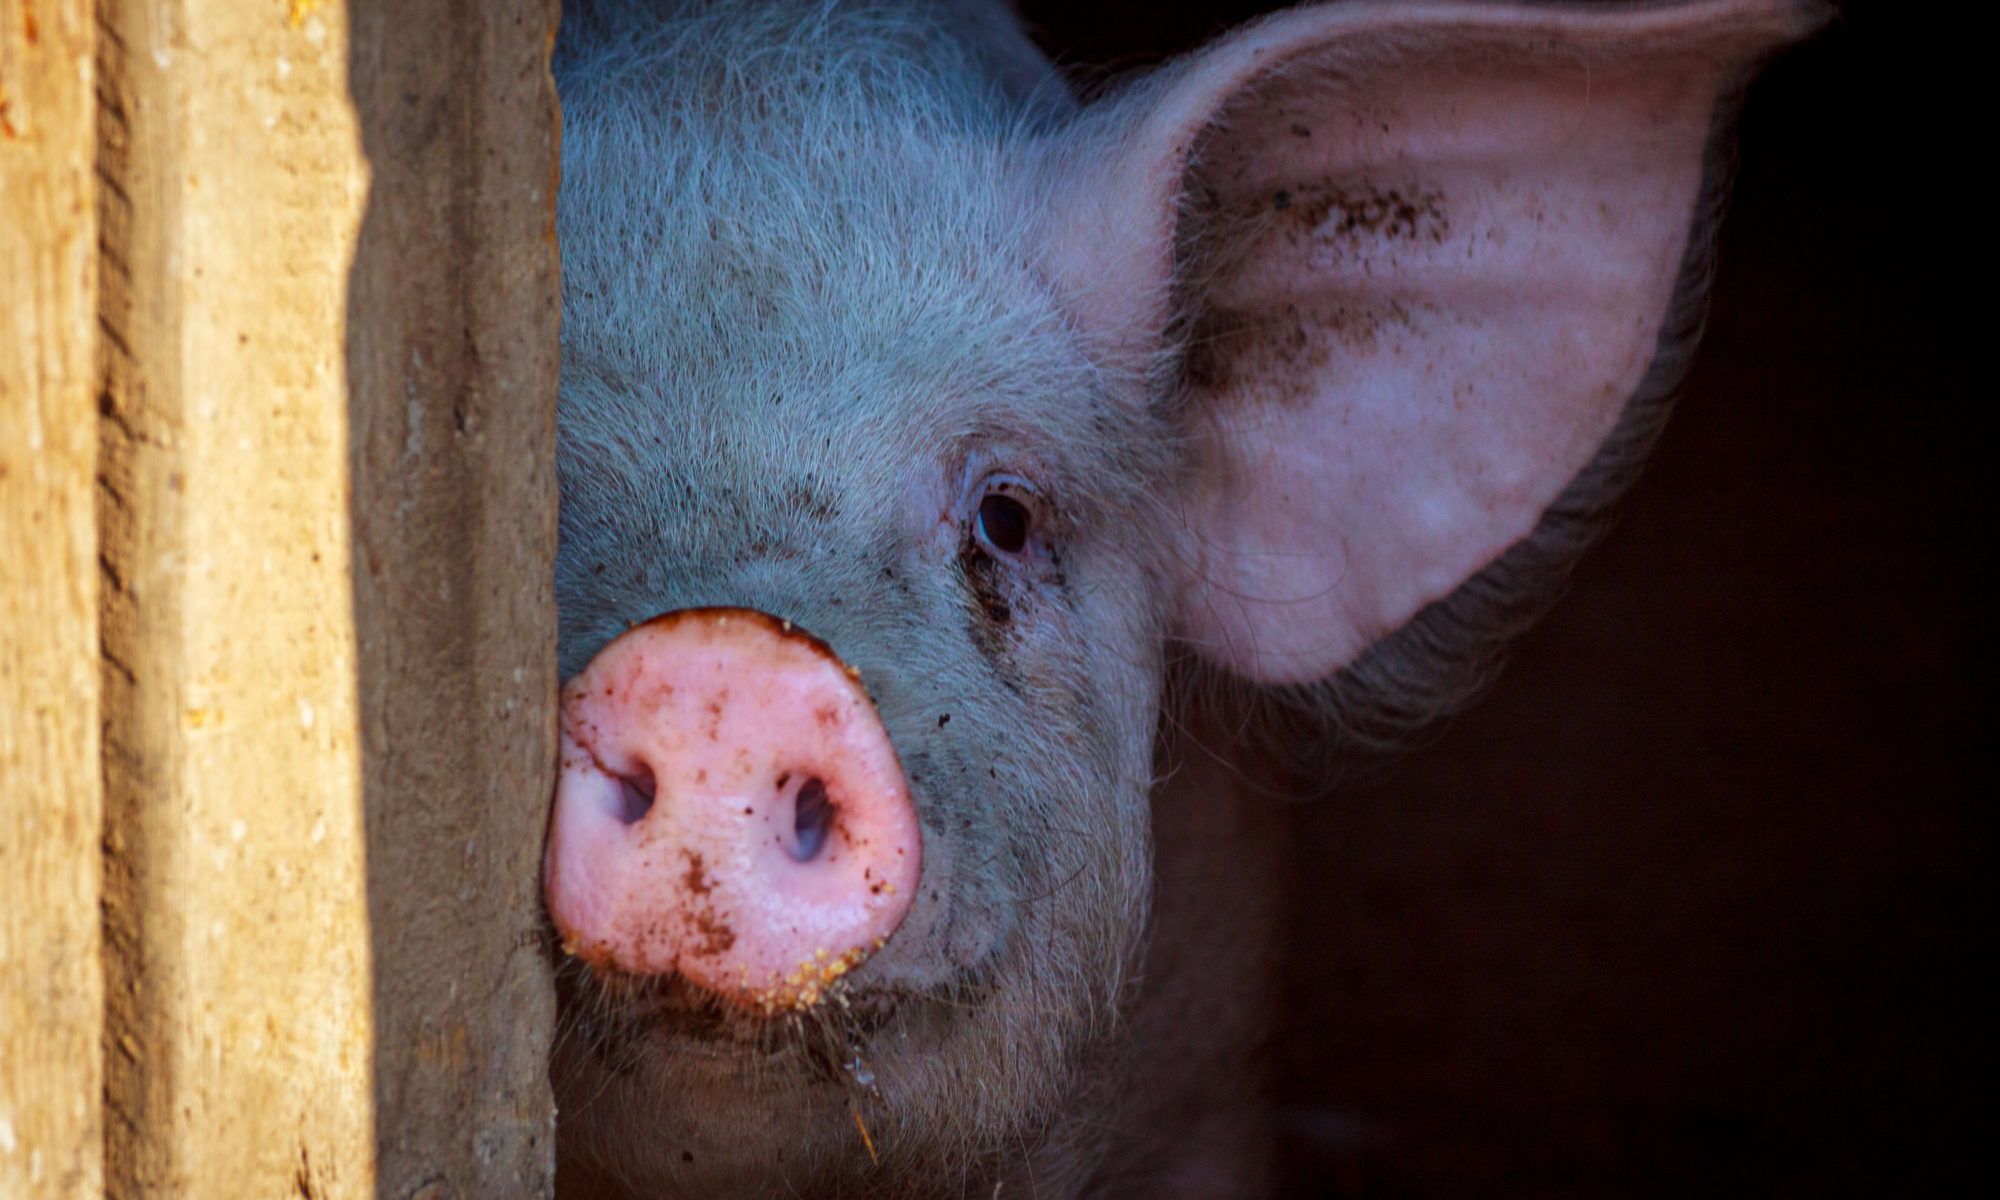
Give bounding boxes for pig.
[542,1,1824,1195]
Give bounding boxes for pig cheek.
[900,464,957,546]
[853,799,962,986]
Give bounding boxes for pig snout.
[543,607,922,1012]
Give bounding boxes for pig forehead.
[560,335,1135,512]
[556,215,1162,517]
[551,15,1174,537]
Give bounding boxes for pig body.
[546,1,1820,1196]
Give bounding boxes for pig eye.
[976,492,1032,555]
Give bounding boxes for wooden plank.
[344,1,561,1195]
[96,1,376,1192]
[1,2,104,1196]
[97,1,559,1194]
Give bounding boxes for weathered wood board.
[88,1,561,1195]
[3,1,105,1196]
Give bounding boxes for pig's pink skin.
[544,608,921,1009]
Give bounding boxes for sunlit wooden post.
[3,2,104,1197]
[21,1,565,1196]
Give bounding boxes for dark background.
[1017,3,1987,1196]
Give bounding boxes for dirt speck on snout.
[681,849,714,896]
[683,908,736,957]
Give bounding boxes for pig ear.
[1042,0,1823,684]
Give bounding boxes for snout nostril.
[617,766,656,824]
[791,777,835,863]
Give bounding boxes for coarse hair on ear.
[1036,0,1827,769]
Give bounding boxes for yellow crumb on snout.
[741,942,878,1015]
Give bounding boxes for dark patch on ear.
[1277,181,1447,248]
[1183,299,1418,406]
[1185,305,1331,399]
[1175,174,1445,409]
[1184,173,1446,266]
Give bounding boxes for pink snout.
[544,608,922,1012]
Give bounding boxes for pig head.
[544,1,1823,1196]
